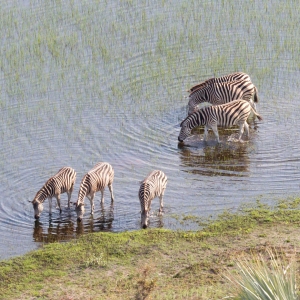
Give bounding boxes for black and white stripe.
[31,167,76,219]
[187,79,258,115]
[75,162,114,222]
[139,170,167,229]
[188,72,251,94]
[179,99,263,143]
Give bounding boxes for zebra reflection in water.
[178,142,251,177]
[33,203,115,242]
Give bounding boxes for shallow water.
[1,0,300,260]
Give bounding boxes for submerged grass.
[1,198,300,299]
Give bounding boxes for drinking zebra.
[187,79,258,115]
[178,99,263,143]
[188,72,251,94]
[75,162,114,222]
[139,170,167,229]
[30,167,76,219]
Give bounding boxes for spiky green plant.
[227,248,298,300]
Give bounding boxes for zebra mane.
[188,77,215,95]
[180,114,191,127]
[180,108,206,127]
[33,187,48,203]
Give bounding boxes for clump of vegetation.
[83,252,107,268]
[135,264,157,300]
[227,248,298,299]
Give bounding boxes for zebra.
[178,99,263,143]
[187,79,259,115]
[139,170,167,229]
[30,167,76,220]
[75,162,114,222]
[187,72,251,94]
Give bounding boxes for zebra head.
[178,117,192,143]
[139,183,150,229]
[32,200,43,220]
[75,203,85,222]
[141,209,149,229]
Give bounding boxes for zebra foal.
[178,100,262,143]
[187,79,258,115]
[139,170,167,229]
[30,167,76,219]
[188,72,251,94]
[75,162,114,222]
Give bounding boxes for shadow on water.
[33,204,114,243]
[177,130,252,177]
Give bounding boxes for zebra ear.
[28,200,33,203]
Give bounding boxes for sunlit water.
[1,0,300,260]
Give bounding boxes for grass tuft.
[227,248,298,300]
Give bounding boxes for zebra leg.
[67,183,74,208]
[243,121,249,138]
[238,122,245,141]
[100,189,104,204]
[158,189,165,215]
[55,194,62,213]
[211,124,220,143]
[147,200,151,213]
[204,126,209,141]
[108,183,114,202]
[87,193,95,215]
[67,191,71,208]
[48,197,52,215]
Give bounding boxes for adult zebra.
[178,99,263,143]
[187,79,258,115]
[188,72,251,94]
[139,170,167,229]
[30,167,76,219]
[75,162,114,222]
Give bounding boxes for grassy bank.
[1,199,300,299]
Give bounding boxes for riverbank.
[1,198,300,299]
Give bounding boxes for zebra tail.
[253,87,258,103]
[249,100,263,121]
[255,113,263,121]
[251,107,263,121]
